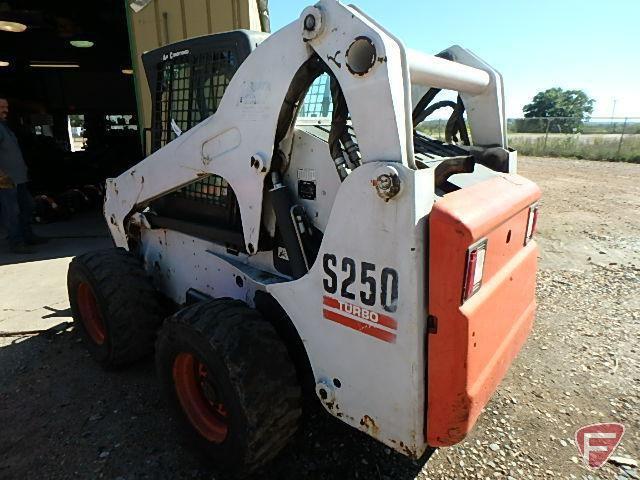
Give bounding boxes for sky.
[269,0,640,119]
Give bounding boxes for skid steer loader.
[67,0,541,474]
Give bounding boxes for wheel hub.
[172,352,229,443]
[76,282,106,345]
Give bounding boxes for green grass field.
[508,133,640,163]
[417,121,640,163]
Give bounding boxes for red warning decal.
[322,296,397,343]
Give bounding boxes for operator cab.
[142,31,268,253]
[140,30,513,275]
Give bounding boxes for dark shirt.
[0,122,28,185]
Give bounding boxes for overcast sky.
[269,0,640,119]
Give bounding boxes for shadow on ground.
[0,212,426,479]
[0,324,426,480]
[0,212,111,267]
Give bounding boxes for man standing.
[0,95,46,253]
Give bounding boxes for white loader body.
[102,0,535,459]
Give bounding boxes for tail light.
[524,203,539,245]
[462,239,487,303]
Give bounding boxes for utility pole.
[611,98,617,133]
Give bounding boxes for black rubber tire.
[67,248,164,368]
[156,298,302,476]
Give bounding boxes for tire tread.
[68,248,163,366]
[158,298,301,474]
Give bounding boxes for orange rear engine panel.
[427,174,541,446]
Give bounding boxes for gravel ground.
[0,156,638,480]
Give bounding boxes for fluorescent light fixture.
[130,0,153,13]
[30,62,80,69]
[70,40,94,48]
[0,21,27,33]
[0,61,9,67]
[121,68,134,75]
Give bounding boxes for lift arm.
[104,0,506,252]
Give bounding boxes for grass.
[417,121,640,163]
[417,122,447,141]
[508,134,640,163]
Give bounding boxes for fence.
[297,76,639,162]
[418,117,640,162]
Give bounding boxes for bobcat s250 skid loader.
[67,0,541,474]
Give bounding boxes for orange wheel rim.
[76,282,106,345]
[172,352,229,443]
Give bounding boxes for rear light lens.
[462,239,487,303]
[524,203,539,245]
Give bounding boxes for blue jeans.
[0,183,35,246]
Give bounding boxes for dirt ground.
[0,156,638,480]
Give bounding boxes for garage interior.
[0,0,264,225]
[0,0,140,222]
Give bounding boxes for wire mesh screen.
[299,74,333,119]
[151,49,239,205]
[175,175,230,207]
[152,50,238,151]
